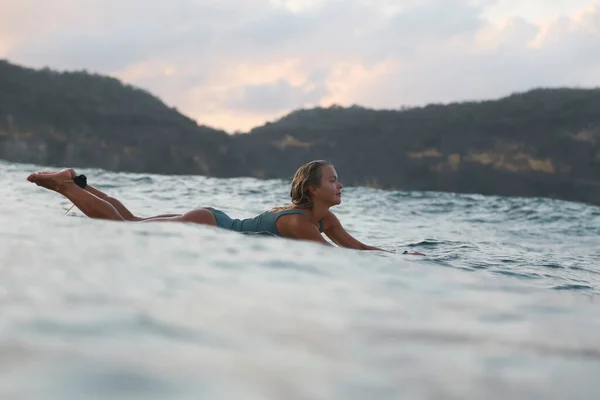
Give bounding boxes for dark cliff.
[1,60,599,205]
[0,60,239,176]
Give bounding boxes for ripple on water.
[1,161,599,399]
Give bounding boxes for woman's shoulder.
[323,210,337,219]
[321,211,338,231]
[277,209,335,232]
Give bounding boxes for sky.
[1,0,599,132]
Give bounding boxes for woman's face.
[312,165,343,206]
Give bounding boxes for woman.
[27,160,423,253]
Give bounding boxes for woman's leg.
[84,184,180,221]
[138,209,218,225]
[27,169,218,226]
[27,169,125,221]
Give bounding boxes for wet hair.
[272,160,332,211]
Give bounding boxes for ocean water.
[1,159,599,400]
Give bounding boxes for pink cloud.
[1,0,598,132]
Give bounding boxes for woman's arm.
[323,212,388,251]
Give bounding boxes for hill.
[237,90,600,204]
[0,60,240,175]
[1,59,599,205]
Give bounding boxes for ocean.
[1,159,599,399]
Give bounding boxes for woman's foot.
[27,168,76,192]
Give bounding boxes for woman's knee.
[180,208,217,225]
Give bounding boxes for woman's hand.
[402,250,426,256]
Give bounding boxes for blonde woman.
[27,160,423,254]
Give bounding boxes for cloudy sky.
[1,0,599,132]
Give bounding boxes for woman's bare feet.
[27,169,76,192]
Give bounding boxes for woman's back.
[229,209,324,236]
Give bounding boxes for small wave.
[542,263,563,269]
[552,284,594,291]
[407,239,470,248]
[490,270,542,280]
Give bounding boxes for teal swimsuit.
[207,208,324,236]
